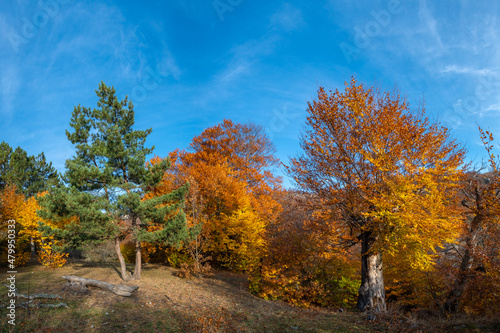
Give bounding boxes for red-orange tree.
[147,120,282,271]
[286,78,466,312]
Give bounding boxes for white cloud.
[441,65,495,76]
[211,31,280,86]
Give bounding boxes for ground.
[1,261,499,332]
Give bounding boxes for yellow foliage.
[37,236,68,268]
[17,194,45,242]
[0,185,30,267]
[1,186,71,268]
[208,207,266,271]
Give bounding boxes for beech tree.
[286,78,466,312]
[38,82,189,281]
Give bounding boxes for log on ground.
[61,275,139,297]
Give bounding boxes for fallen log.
[62,275,138,297]
[2,283,62,300]
[1,283,66,309]
[18,302,68,309]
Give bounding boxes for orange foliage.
[251,191,359,307]
[0,184,24,227]
[146,120,282,271]
[286,78,466,311]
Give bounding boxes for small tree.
[286,78,466,312]
[39,82,190,281]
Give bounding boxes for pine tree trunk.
[356,231,386,313]
[114,237,131,281]
[133,240,142,280]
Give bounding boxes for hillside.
[1,262,499,332]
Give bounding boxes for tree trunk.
[29,236,37,262]
[62,275,138,296]
[444,257,470,313]
[131,216,142,280]
[356,231,386,313]
[30,236,36,256]
[444,214,481,313]
[133,240,142,280]
[114,237,131,281]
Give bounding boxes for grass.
[1,261,499,332]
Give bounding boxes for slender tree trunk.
[114,237,131,281]
[30,236,36,256]
[133,240,142,280]
[356,231,386,313]
[29,236,37,262]
[131,217,142,280]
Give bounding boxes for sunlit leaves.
[147,120,282,271]
[286,77,466,309]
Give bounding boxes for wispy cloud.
[0,65,20,118]
[208,31,280,92]
[440,65,495,76]
[417,0,443,51]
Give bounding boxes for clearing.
[1,261,498,332]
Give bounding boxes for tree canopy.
[38,82,190,280]
[0,141,59,196]
[286,77,466,312]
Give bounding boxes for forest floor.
[1,261,499,333]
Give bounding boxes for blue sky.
[1,0,499,188]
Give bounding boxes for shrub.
[166,248,193,268]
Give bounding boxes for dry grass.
[1,261,499,332]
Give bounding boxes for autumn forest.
[1,78,499,331]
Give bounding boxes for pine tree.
[38,82,190,281]
[0,142,59,196]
